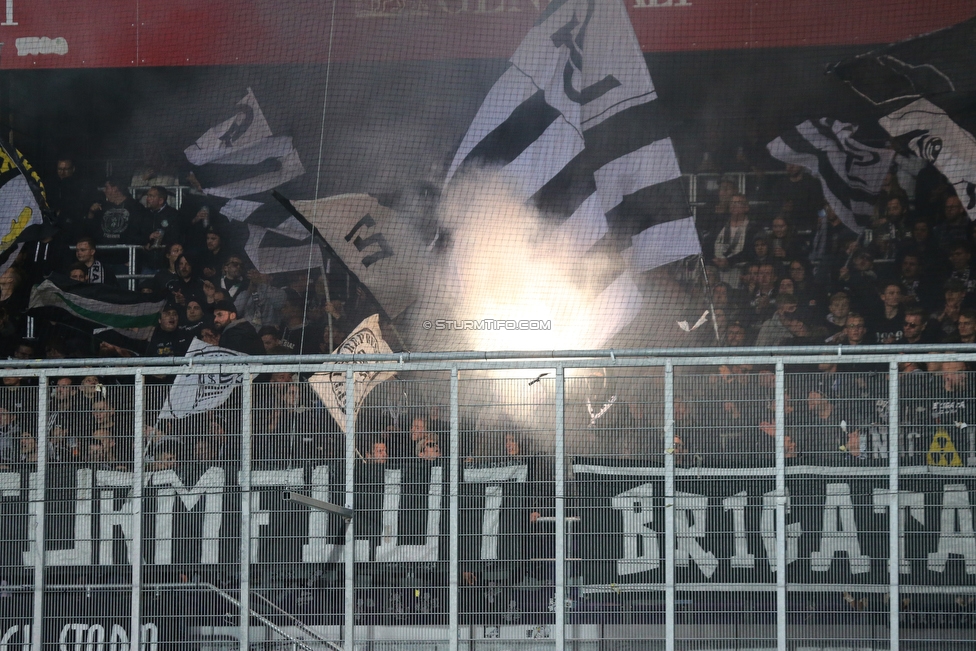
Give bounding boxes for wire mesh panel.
[676,368,777,651]
[3,354,976,650]
[897,365,976,651]
[570,370,666,649]
[456,375,557,647]
[782,367,892,651]
[349,374,452,648]
[0,380,37,649]
[142,375,250,649]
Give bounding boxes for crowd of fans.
[0,156,371,363]
[694,161,976,349]
[2,154,973,362]
[0,153,973,472]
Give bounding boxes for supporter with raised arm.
[238,269,287,329]
[836,249,881,310]
[755,293,799,346]
[931,279,969,340]
[151,242,184,293]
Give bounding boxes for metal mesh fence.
[2,356,976,649]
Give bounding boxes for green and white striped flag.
[29,274,166,329]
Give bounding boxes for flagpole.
[271,190,409,352]
[698,254,721,343]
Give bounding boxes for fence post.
[344,369,356,651]
[774,361,787,651]
[664,361,675,651]
[554,365,566,648]
[240,370,253,651]
[888,361,900,651]
[130,372,145,651]
[31,374,48,651]
[449,366,460,651]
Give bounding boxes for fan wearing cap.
[147,304,193,358]
[212,299,264,355]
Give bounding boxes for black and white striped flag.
[767,119,895,234]
[445,0,700,344]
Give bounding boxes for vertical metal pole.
[449,367,460,651]
[888,361,900,651]
[128,245,137,291]
[239,371,253,651]
[664,361,675,651]
[554,365,566,648]
[344,369,356,651]
[238,371,251,651]
[774,361,787,651]
[31,374,48,651]
[129,372,145,651]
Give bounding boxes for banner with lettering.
[3,460,975,599]
[574,462,976,588]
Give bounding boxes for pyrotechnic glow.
[438,171,624,352]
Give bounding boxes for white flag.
[880,98,976,220]
[244,223,324,275]
[308,314,396,433]
[292,193,431,318]
[768,119,895,234]
[440,0,699,349]
[157,338,247,419]
[184,88,273,166]
[184,88,304,199]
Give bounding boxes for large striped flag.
[829,16,976,219]
[444,0,700,345]
[29,274,166,329]
[767,119,895,234]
